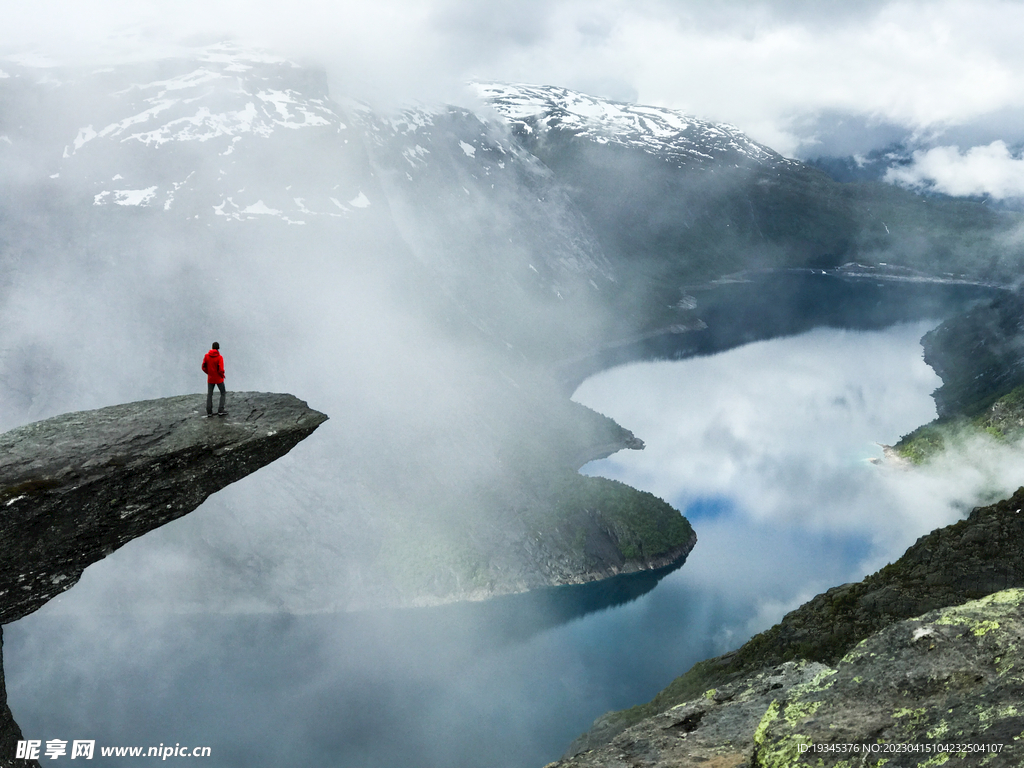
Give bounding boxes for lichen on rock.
[752,589,1024,766]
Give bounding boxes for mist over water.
[576,321,1024,639]
[10,322,1024,767]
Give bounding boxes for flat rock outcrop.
[1,392,326,768]
[0,392,327,625]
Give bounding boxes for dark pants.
[207,382,226,414]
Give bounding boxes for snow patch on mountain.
[93,187,158,206]
[475,82,794,169]
[14,44,380,227]
[213,195,307,224]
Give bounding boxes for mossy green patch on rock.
[557,661,832,768]
[893,383,1024,464]
[751,590,1024,766]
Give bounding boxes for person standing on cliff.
[202,342,226,417]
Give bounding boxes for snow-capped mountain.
[2,44,1021,616]
[11,44,378,227]
[351,98,617,351]
[475,82,794,170]
[0,46,652,613]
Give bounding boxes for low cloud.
[885,140,1024,199]
[575,323,1024,637]
[5,1,1024,152]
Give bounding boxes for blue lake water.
[8,322,1023,767]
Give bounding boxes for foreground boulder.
[0,392,328,625]
[551,590,1024,767]
[565,486,1024,759]
[751,589,1024,766]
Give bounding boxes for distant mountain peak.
[473,82,794,169]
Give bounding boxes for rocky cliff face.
[922,289,1024,418]
[0,636,27,768]
[562,486,1024,762]
[553,590,1024,768]
[0,392,327,625]
[0,391,326,768]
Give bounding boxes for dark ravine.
[557,486,1024,765]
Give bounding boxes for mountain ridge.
[1,45,1020,612]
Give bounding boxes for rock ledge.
[0,392,327,624]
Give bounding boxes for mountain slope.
[477,83,1024,327]
[561,486,1024,762]
[1,48,1020,614]
[0,47,695,614]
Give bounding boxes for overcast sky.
[3,0,1024,166]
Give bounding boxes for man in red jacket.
[202,342,226,416]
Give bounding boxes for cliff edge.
[0,392,328,625]
[1,392,326,767]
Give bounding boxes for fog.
[576,323,1024,641]
[886,140,1024,199]
[4,4,1024,765]
[0,47,626,612]
[13,323,1014,767]
[5,1,1024,158]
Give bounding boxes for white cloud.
[575,323,1024,578]
[572,322,1024,649]
[4,1,1024,152]
[885,140,1024,199]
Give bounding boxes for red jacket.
[202,349,225,384]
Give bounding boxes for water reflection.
[5,563,715,768]
[10,321,1024,767]
[575,321,1024,640]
